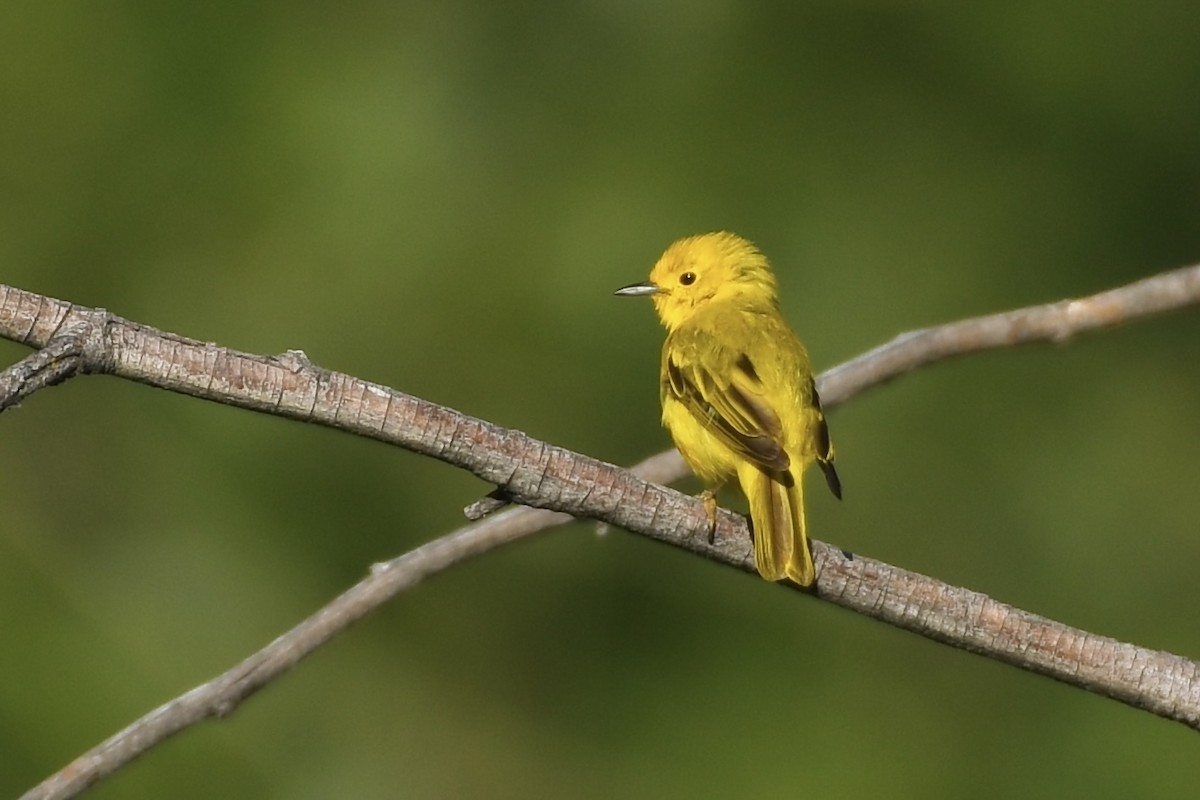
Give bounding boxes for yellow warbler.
[615,232,840,585]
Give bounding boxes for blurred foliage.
[3,2,1199,797]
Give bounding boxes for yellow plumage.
[616,232,840,585]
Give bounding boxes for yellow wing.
[663,319,842,500]
[662,327,790,474]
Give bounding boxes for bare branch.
[0,324,90,412]
[3,264,1199,800]
[19,503,569,800]
[821,262,1200,406]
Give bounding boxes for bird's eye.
[680,272,696,286]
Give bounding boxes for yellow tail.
[738,462,814,586]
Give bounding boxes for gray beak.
[613,281,662,297]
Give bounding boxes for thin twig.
[821,262,1200,405]
[0,325,90,412]
[18,503,570,800]
[2,264,1198,800]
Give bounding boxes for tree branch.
[3,264,1199,800]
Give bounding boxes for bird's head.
[615,231,779,332]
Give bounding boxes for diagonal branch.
[822,262,1200,403]
[3,264,1199,800]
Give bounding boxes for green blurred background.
[3,2,1199,797]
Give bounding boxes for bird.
[615,231,840,585]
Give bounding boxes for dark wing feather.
[811,379,842,499]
